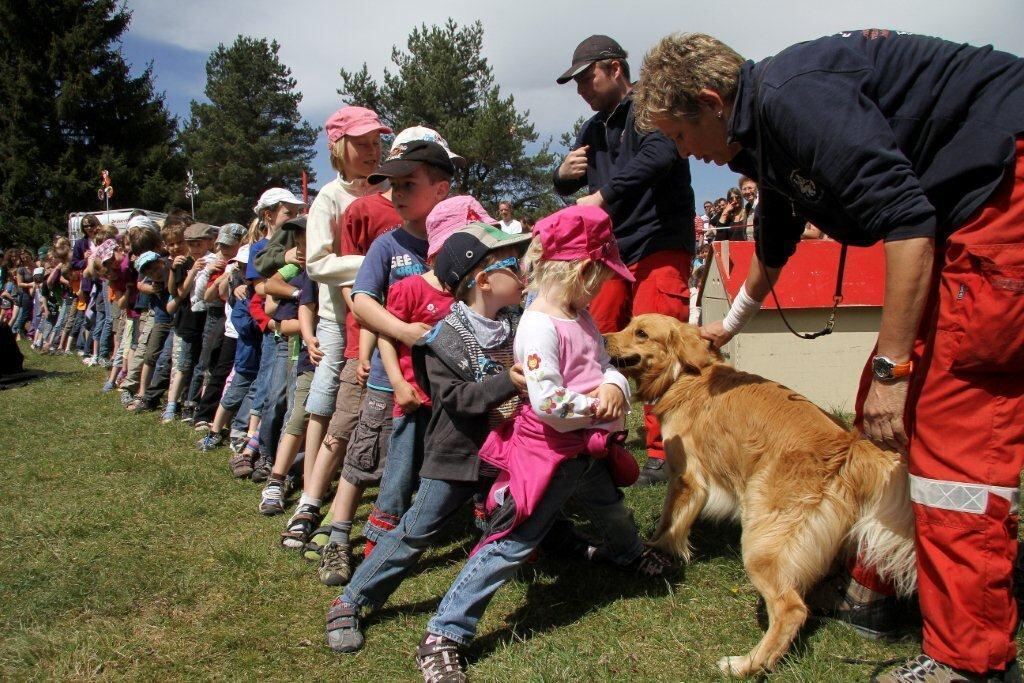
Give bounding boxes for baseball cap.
[216,223,246,246]
[426,196,496,259]
[184,222,217,241]
[93,238,119,263]
[135,250,162,272]
[325,106,392,144]
[127,215,160,232]
[368,140,455,185]
[391,126,465,168]
[253,188,304,215]
[231,244,251,264]
[282,215,307,231]
[535,205,633,282]
[434,222,532,292]
[556,35,628,84]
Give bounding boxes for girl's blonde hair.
[244,217,263,246]
[634,32,744,132]
[329,138,347,176]
[522,235,612,306]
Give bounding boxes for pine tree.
[0,0,182,246]
[339,20,559,214]
[181,36,318,225]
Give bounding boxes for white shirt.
[498,218,523,235]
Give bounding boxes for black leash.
[752,59,847,340]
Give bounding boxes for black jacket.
[554,93,695,264]
[728,30,1024,268]
[411,315,519,483]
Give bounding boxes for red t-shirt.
[385,274,453,416]
[342,192,402,359]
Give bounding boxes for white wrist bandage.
[722,284,762,335]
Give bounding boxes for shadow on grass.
[0,369,70,389]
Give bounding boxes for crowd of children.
[8,107,677,682]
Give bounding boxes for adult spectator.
[636,30,1024,681]
[496,201,524,234]
[553,34,696,486]
[740,176,759,239]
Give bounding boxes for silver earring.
[716,111,723,119]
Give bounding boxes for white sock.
[298,494,322,510]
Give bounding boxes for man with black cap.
[555,34,696,486]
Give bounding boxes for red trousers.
[852,139,1024,673]
[589,248,691,461]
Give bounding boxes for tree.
[0,0,182,246]
[181,36,318,225]
[339,20,559,214]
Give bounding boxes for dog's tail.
[845,437,917,597]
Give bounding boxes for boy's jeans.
[343,477,483,610]
[364,406,431,544]
[256,334,291,462]
[427,456,644,645]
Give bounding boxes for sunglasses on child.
[468,256,522,287]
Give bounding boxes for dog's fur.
[604,314,915,677]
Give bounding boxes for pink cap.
[535,205,634,282]
[324,106,392,144]
[426,196,496,258]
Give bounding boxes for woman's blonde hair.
[522,235,611,306]
[634,32,744,132]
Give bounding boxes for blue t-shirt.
[245,238,269,280]
[149,284,172,324]
[351,227,428,392]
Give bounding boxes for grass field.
[0,347,943,681]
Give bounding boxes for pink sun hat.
[325,106,392,145]
[426,195,497,259]
[535,205,634,282]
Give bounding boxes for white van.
[67,209,168,242]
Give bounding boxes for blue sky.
[119,0,1024,212]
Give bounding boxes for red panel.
[713,240,886,309]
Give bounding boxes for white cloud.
[125,0,1024,198]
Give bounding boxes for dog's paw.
[717,655,752,678]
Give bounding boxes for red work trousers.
[589,248,691,461]
[852,139,1024,673]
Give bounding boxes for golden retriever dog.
[604,314,915,677]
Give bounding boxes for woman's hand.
[699,320,734,349]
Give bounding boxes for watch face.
[872,356,894,380]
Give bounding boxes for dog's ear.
[672,327,716,374]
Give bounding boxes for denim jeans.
[98,285,114,357]
[343,477,483,609]
[256,334,291,462]
[143,331,176,404]
[427,456,644,645]
[245,331,277,421]
[364,406,431,544]
[305,319,345,416]
[220,369,257,413]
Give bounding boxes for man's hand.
[207,258,226,273]
[398,321,433,347]
[394,381,422,414]
[510,363,527,394]
[576,190,607,209]
[285,246,305,267]
[355,359,371,386]
[594,383,626,421]
[558,145,589,180]
[172,255,188,269]
[700,320,734,349]
[862,378,909,455]
[306,336,323,365]
[233,284,248,301]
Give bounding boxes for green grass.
[0,347,950,681]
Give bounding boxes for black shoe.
[806,570,900,640]
[251,455,272,483]
[633,458,668,487]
